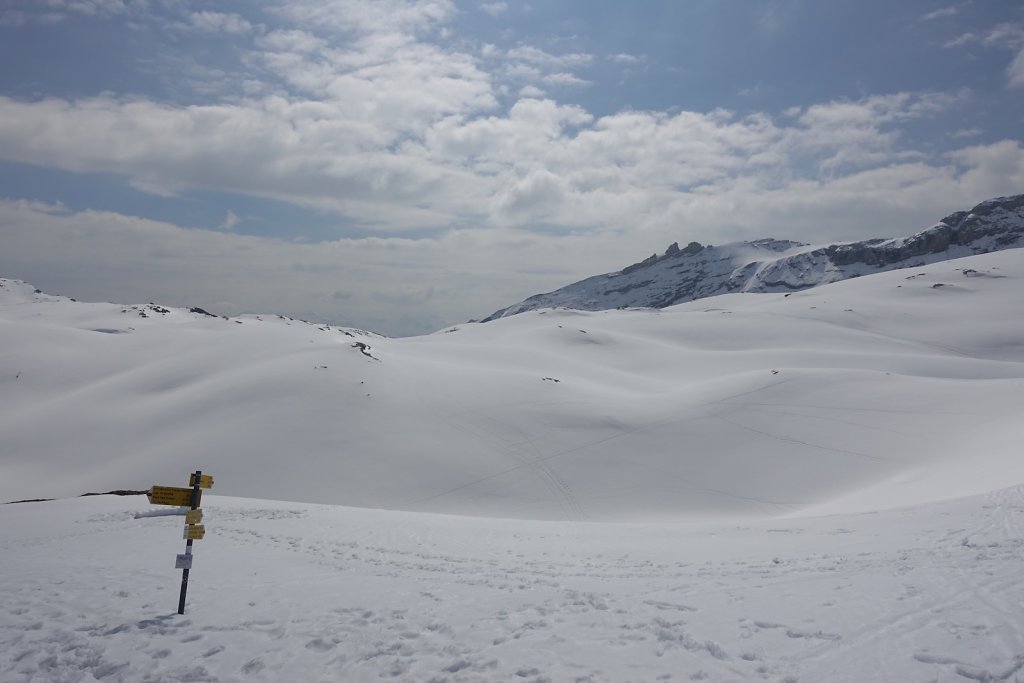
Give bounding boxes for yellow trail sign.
[184,509,203,524]
[149,486,200,507]
[189,473,214,489]
[183,524,205,540]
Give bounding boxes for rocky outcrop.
[482,194,1024,321]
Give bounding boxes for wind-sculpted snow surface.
[482,194,1024,320]
[2,248,1024,521]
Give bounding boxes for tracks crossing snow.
[4,490,1024,681]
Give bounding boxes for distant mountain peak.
[482,194,1024,322]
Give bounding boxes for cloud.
[738,83,773,97]
[268,0,456,36]
[0,0,135,25]
[0,0,508,231]
[492,45,594,92]
[943,32,976,48]
[505,46,593,69]
[944,22,1024,88]
[948,139,1024,194]
[0,88,969,235]
[794,91,961,127]
[3,136,1019,335]
[0,199,607,336]
[1009,47,1024,88]
[943,24,1024,49]
[755,1,796,36]
[479,2,507,17]
[980,23,1024,48]
[922,6,958,21]
[951,127,983,139]
[494,167,566,220]
[252,19,497,138]
[769,92,963,173]
[609,53,645,65]
[0,0,1020,335]
[218,209,240,231]
[256,29,327,54]
[187,11,253,35]
[541,72,591,87]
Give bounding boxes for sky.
[0,0,1022,336]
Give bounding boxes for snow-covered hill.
[482,194,1024,321]
[3,247,1023,521]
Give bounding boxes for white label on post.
[175,554,193,570]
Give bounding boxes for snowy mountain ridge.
[482,194,1024,320]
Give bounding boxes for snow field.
[2,250,1023,521]
[3,246,1024,681]
[2,490,1024,682]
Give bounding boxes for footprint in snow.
[305,637,338,652]
[242,657,265,674]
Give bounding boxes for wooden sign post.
[149,486,198,507]
[148,469,214,615]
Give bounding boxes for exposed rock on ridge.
[482,194,1024,321]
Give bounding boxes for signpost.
[148,486,199,507]
[189,473,214,489]
[148,469,213,615]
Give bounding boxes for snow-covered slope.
[2,248,1023,521]
[482,194,1024,320]
[4,249,1024,682]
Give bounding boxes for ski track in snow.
[3,489,1024,682]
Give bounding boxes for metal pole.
[177,469,202,615]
